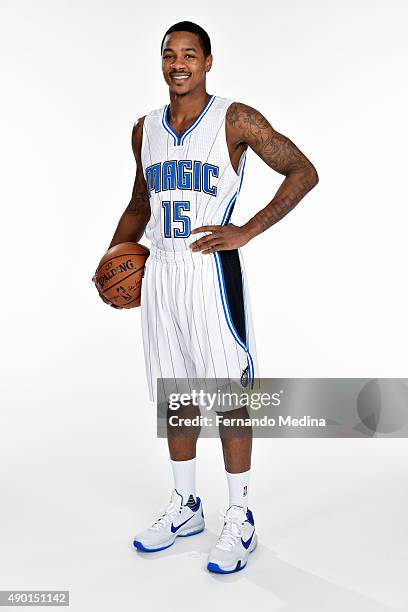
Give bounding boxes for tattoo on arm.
[126,118,150,217]
[252,173,316,232]
[126,173,150,216]
[108,119,150,249]
[226,103,318,234]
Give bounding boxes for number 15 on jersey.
[162,201,191,238]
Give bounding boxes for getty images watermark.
[166,388,324,428]
[168,388,282,410]
[156,378,408,438]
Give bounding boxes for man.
[104,21,318,573]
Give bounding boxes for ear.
[205,54,213,72]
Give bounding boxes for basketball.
[93,242,150,309]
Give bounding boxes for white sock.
[171,457,196,504]
[226,469,250,511]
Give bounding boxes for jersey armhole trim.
[224,100,247,179]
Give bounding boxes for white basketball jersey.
[141,95,246,251]
[139,94,259,405]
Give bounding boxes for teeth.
[172,75,190,79]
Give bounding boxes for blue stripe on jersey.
[162,95,217,146]
[179,96,216,145]
[213,251,255,383]
[221,155,247,225]
[221,193,238,226]
[216,154,254,384]
[238,249,255,389]
[161,111,179,147]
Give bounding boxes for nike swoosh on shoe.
[241,530,255,549]
[170,515,195,533]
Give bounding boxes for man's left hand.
[190,224,251,253]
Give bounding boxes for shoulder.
[226,102,269,129]
[136,104,167,136]
[143,104,167,124]
[131,116,146,160]
[225,102,272,146]
[130,103,166,159]
[132,115,145,144]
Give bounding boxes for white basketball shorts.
[140,244,259,404]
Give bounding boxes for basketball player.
[104,22,318,573]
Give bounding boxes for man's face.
[161,31,212,95]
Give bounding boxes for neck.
[168,88,210,120]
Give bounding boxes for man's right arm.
[108,116,150,249]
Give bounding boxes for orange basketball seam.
[97,268,144,293]
[96,255,149,275]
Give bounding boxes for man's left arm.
[190,102,319,253]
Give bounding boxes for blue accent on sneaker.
[207,560,246,574]
[133,526,204,552]
[185,494,200,511]
[171,497,202,533]
[241,529,255,550]
[246,508,255,527]
[133,540,174,553]
[170,514,195,533]
[174,490,201,512]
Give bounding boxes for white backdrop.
[1,1,407,610]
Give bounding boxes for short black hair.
[161,21,211,57]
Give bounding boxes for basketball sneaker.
[207,505,257,573]
[132,489,205,552]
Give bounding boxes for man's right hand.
[92,274,123,309]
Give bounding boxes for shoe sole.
[133,526,205,553]
[207,538,257,574]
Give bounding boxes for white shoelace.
[150,500,181,531]
[216,512,244,551]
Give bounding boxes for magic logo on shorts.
[241,366,249,388]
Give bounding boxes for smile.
[170,74,191,81]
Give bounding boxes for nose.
[171,55,187,70]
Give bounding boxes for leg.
[132,400,204,553]
[220,411,252,473]
[167,401,201,503]
[206,406,256,573]
[167,401,201,461]
[218,405,252,508]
